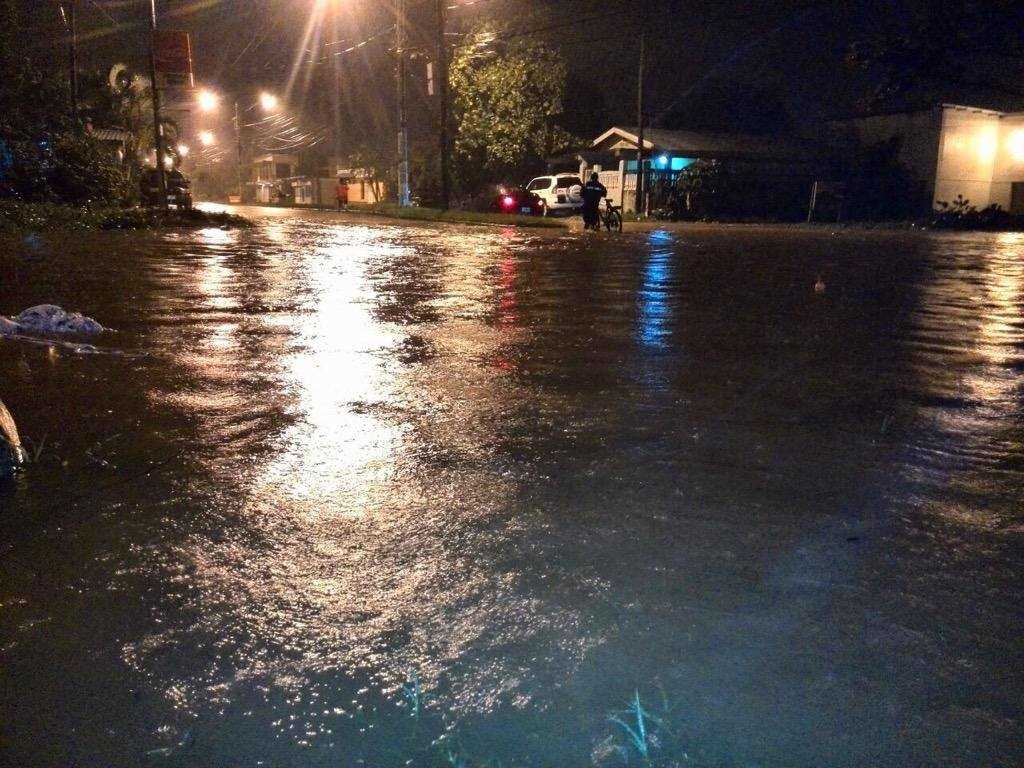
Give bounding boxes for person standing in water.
[580,172,607,230]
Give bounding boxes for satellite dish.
[108,63,132,95]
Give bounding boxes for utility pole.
[395,0,411,206]
[331,4,344,180]
[435,0,451,210]
[146,0,168,207]
[68,0,79,122]
[233,100,243,200]
[634,15,647,217]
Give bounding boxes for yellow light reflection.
[975,233,1024,370]
[256,228,406,517]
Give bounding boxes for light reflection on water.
[637,230,675,350]
[259,228,404,513]
[0,215,1023,768]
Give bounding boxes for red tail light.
[502,196,515,209]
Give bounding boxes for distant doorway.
[1011,182,1024,214]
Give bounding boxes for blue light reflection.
[637,230,676,350]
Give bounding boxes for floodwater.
[1,207,1022,767]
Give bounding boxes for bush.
[0,132,129,205]
[931,197,1024,231]
[0,200,252,233]
[0,200,107,231]
[669,159,810,221]
[0,2,130,206]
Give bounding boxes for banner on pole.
[153,30,194,90]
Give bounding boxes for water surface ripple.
[1,209,1022,766]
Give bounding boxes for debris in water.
[144,729,194,759]
[1,304,104,336]
[0,397,25,477]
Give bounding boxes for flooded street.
[1,207,1022,766]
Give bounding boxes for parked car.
[525,173,583,215]
[490,186,544,216]
[139,167,193,209]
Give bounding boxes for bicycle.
[600,199,623,232]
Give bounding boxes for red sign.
[153,30,194,89]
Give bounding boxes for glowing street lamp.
[259,92,280,112]
[197,88,219,112]
[176,142,190,157]
[199,130,216,147]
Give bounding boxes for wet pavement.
[1,206,1022,767]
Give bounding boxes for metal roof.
[592,126,821,161]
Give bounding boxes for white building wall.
[933,106,1001,208]
[991,113,1024,211]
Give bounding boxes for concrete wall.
[991,113,1024,211]
[598,167,624,208]
[933,106,1001,208]
[348,178,387,204]
[293,178,336,207]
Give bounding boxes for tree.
[672,159,809,221]
[347,141,392,204]
[450,29,574,192]
[0,0,129,204]
[843,0,1024,112]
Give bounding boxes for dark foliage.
[931,196,1024,231]
[835,136,919,220]
[0,0,129,204]
[667,160,811,221]
[844,0,1024,112]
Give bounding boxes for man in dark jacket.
[580,172,607,230]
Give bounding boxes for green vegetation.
[362,203,565,229]
[450,28,574,193]
[0,2,210,227]
[0,200,252,233]
[669,160,809,222]
[0,3,130,206]
[329,677,734,768]
[931,195,1024,231]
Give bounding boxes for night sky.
[56,0,1024,146]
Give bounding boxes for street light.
[199,130,216,147]
[259,92,280,112]
[177,142,190,157]
[197,88,220,112]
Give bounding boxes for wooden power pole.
[146,0,168,207]
[395,0,411,206]
[435,0,451,210]
[635,17,647,217]
[68,0,79,122]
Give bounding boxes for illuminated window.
[671,157,694,171]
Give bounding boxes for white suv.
[525,174,583,215]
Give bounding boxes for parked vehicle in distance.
[139,167,193,209]
[525,174,583,215]
[490,186,544,216]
